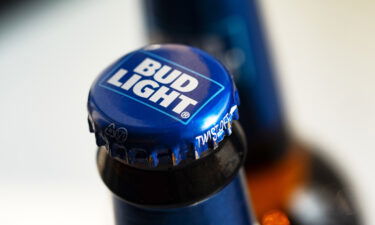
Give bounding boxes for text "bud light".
[99,51,224,124]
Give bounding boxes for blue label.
[99,51,224,124]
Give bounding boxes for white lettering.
[106,58,202,116]
[107,69,127,87]
[202,131,211,145]
[196,136,203,147]
[149,86,180,108]
[133,80,159,98]
[172,95,197,114]
[121,74,141,90]
[194,112,234,148]
[153,65,181,84]
[211,124,219,141]
[134,58,161,76]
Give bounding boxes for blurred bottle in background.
[143,0,362,224]
[87,44,257,225]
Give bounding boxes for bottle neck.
[97,122,255,225]
[112,171,254,225]
[97,122,247,208]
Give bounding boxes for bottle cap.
[88,44,239,168]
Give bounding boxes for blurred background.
[0,0,374,224]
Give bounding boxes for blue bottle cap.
[88,44,239,168]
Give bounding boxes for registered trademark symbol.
[181,111,190,119]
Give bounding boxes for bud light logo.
[99,51,224,124]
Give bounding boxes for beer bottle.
[87,44,256,225]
